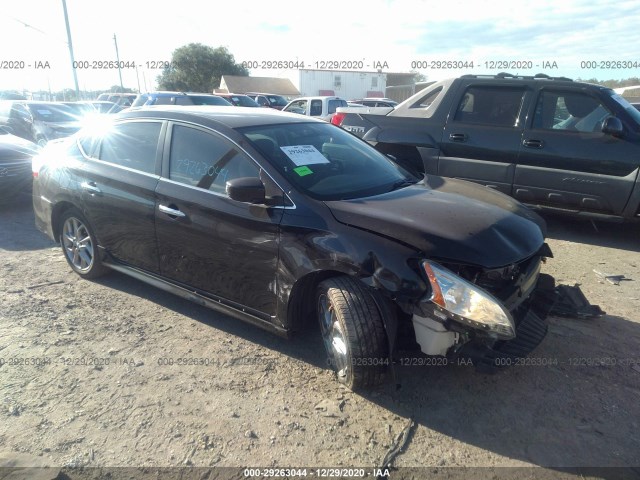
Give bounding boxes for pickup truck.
[283,96,347,122]
[332,73,640,222]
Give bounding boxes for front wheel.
[59,208,107,279]
[316,276,389,390]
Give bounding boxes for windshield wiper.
[388,178,419,192]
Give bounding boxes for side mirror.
[226,177,266,204]
[602,116,624,136]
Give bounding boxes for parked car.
[213,93,260,107]
[61,102,99,119]
[0,101,81,146]
[0,127,39,201]
[0,101,36,142]
[131,92,233,107]
[333,73,640,222]
[96,93,137,107]
[349,98,398,107]
[283,96,347,122]
[33,105,556,390]
[82,101,123,114]
[245,92,289,110]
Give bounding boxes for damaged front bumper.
[410,246,556,370]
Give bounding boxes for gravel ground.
[0,193,639,478]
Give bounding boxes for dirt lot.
[1,193,639,478]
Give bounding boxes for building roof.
[219,76,300,96]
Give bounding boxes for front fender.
[276,209,429,331]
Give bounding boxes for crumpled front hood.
[326,176,547,269]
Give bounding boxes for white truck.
[282,96,347,122]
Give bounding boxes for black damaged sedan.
[33,106,554,390]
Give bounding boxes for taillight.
[331,112,346,126]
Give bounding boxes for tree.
[410,70,427,83]
[157,44,248,92]
[109,85,136,94]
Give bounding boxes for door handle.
[158,204,186,218]
[81,181,102,195]
[449,133,468,142]
[523,139,544,149]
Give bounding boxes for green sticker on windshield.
[294,166,313,177]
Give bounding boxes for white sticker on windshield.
[280,145,330,166]
[37,109,52,115]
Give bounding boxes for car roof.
[118,105,322,128]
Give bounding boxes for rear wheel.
[316,276,389,390]
[59,208,107,279]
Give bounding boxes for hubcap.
[62,217,94,272]
[318,293,349,379]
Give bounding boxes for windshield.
[228,95,259,107]
[239,122,418,200]
[267,95,288,107]
[27,104,76,122]
[611,93,640,129]
[131,94,149,107]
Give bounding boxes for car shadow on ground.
[362,311,640,470]
[0,192,56,252]
[95,271,640,471]
[542,213,640,253]
[93,271,329,369]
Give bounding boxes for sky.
[1,0,640,94]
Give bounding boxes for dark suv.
[334,73,640,222]
[33,106,555,390]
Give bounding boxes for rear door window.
[454,86,526,127]
[98,121,162,174]
[328,99,347,114]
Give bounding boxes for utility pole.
[113,34,124,91]
[61,0,80,99]
[135,65,141,92]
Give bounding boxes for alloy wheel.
[62,217,94,272]
[318,293,349,380]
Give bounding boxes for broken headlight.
[422,261,515,340]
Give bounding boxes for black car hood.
[325,176,547,269]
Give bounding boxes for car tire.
[316,276,389,390]
[59,208,107,279]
